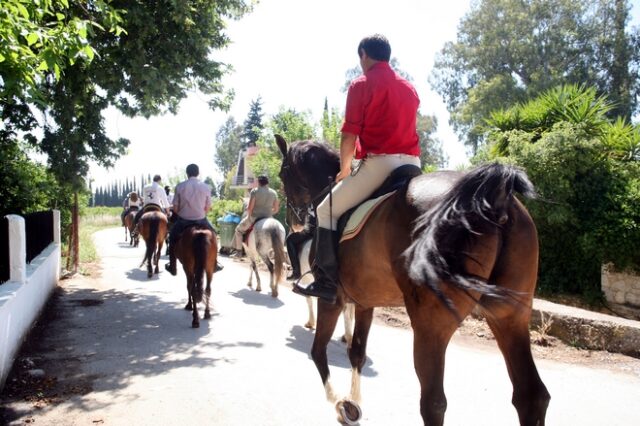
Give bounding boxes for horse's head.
[275,134,340,228]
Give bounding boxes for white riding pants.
[316,154,421,230]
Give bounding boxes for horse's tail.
[270,227,286,284]
[192,231,210,304]
[140,216,159,268]
[404,163,537,315]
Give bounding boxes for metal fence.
[0,217,8,284]
[24,211,54,264]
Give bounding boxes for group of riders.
[120,34,422,307]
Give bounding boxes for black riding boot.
[293,228,338,304]
[164,234,178,276]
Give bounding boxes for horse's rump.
[403,163,537,315]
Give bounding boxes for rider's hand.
[335,168,351,183]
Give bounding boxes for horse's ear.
[275,134,287,158]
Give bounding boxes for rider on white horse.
[232,175,279,257]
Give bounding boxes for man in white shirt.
[134,175,171,224]
[165,164,220,275]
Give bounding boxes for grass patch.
[62,207,121,275]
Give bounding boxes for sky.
[90,0,640,188]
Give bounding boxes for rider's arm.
[272,197,280,214]
[336,132,357,182]
[246,196,256,218]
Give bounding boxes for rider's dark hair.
[153,175,161,182]
[186,163,199,177]
[257,175,269,185]
[357,34,391,62]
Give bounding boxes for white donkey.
[244,218,287,297]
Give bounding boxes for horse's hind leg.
[264,257,277,297]
[204,273,212,320]
[483,309,550,426]
[405,290,466,426]
[154,243,163,274]
[185,275,193,311]
[251,260,262,292]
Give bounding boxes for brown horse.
[138,208,168,278]
[275,135,550,426]
[124,210,139,247]
[175,225,218,328]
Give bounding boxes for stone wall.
[601,264,640,307]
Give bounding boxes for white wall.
[0,211,60,391]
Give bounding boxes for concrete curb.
[530,299,640,358]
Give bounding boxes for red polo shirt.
[341,61,420,159]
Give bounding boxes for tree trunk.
[72,192,79,272]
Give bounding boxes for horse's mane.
[288,140,340,193]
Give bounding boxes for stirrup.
[292,282,337,304]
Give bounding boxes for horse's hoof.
[336,399,362,426]
[271,291,278,298]
[184,304,192,310]
[304,322,315,330]
[256,288,262,293]
[192,321,200,328]
[204,312,211,319]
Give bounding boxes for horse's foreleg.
[332,306,373,425]
[341,303,355,348]
[305,296,316,329]
[483,306,550,426]
[311,299,345,406]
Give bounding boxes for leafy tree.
[0,140,60,216]
[320,97,342,148]
[417,114,446,169]
[243,97,264,146]
[341,57,412,92]
[0,0,124,103]
[214,116,244,177]
[249,109,317,224]
[2,0,252,270]
[483,85,640,302]
[430,0,640,154]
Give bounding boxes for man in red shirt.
[293,34,421,304]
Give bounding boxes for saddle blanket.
[340,191,396,243]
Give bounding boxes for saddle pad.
[340,191,396,243]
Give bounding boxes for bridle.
[281,159,334,226]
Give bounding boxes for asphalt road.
[2,227,639,425]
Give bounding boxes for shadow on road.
[285,325,378,378]
[228,288,285,309]
[0,282,264,422]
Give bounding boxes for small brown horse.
[124,210,139,247]
[175,225,218,328]
[138,207,168,278]
[276,135,550,426]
